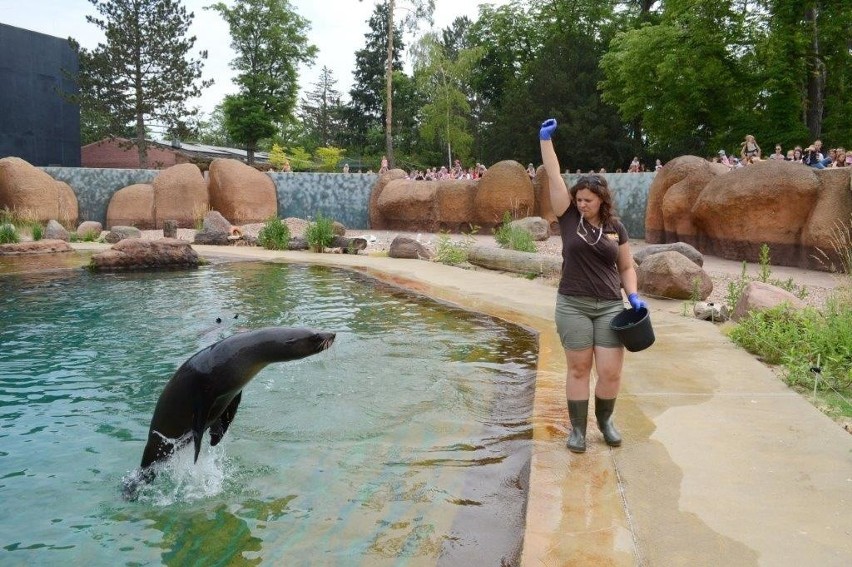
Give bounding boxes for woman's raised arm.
[539,118,570,216]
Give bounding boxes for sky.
[0,0,510,118]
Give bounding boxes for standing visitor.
[740,135,762,161]
[538,118,646,453]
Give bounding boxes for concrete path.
[81,243,852,565]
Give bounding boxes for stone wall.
[36,167,653,233]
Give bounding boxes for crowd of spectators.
[713,135,849,170]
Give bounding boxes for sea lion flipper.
[192,401,206,463]
[210,391,242,447]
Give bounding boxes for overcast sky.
[0,0,509,117]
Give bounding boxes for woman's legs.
[564,348,593,452]
[593,346,625,446]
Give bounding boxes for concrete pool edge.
[70,243,852,565]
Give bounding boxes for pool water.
[0,260,537,565]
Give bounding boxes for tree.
[360,0,434,168]
[346,2,404,153]
[75,0,211,167]
[299,66,346,148]
[208,0,317,163]
[412,32,483,166]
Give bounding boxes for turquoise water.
[0,260,537,565]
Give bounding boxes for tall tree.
[75,0,211,167]
[412,31,483,166]
[299,66,346,148]
[360,0,434,168]
[208,0,317,163]
[346,2,404,154]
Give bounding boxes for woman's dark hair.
[570,174,616,225]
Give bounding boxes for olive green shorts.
[554,294,624,350]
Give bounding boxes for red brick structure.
[81,138,268,169]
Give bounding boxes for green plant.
[31,223,43,241]
[434,232,472,265]
[0,223,20,244]
[729,301,852,420]
[80,230,99,242]
[304,213,335,252]
[758,243,772,283]
[257,216,291,250]
[494,211,537,253]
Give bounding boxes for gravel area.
[144,225,841,310]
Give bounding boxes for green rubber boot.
[595,396,622,447]
[566,399,589,453]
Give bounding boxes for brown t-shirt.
[557,204,628,300]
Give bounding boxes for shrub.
[304,213,335,252]
[31,223,43,241]
[0,223,19,244]
[494,212,537,253]
[434,230,479,265]
[257,216,291,250]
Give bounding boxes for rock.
[44,220,69,241]
[77,221,103,239]
[329,235,367,253]
[288,237,309,250]
[106,183,155,229]
[637,250,713,300]
[646,156,852,270]
[163,219,178,238]
[368,169,407,229]
[89,238,200,271]
[332,221,347,236]
[0,157,79,224]
[634,242,703,267]
[474,160,535,227]
[208,158,277,224]
[374,176,477,233]
[693,301,730,322]
[152,163,208,228]
[0,239,73,255]
[731,281,806,321]
[388,236,433,260]
[508,216,550,241]
[104,226,142,243]
[193,230,231,245]
[201,210,232,234]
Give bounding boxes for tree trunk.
[467,245,562,278]
[136,113,148,169]
[247,144,256,165]
[804,6,825,140]
[385,0,395,169]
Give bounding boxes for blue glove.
[539,118,558,141]
[628,293,646,310]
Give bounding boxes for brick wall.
[81,138,184,169]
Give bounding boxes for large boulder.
[44,220,69,241]
[152,163,208,228]
[388,236,433,260]
[473,160,535,227]
[634,242,704,267]
[646,157,852,270]
[637,250,713,300]
[374,177,477,233]
[731,281,806,321]
[104,226,142,243]
[208,159,277,224]
[77,221,103,239]
[0,157,79,224]
[509,216,550,241]
[89,238,200,271]
[106,183,155,229]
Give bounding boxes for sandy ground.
[151,223,841,311]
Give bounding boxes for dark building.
[0,23,80,166]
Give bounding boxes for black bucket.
[610,307,655,352]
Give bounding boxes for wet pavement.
[74,243,852,565]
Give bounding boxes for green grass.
[0,223,20,244]
[434,231,477,265]
[257,216,291,250]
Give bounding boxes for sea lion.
[125,327,335,498]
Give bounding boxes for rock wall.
[646,156,852,270]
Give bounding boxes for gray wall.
[39,168,654,234]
